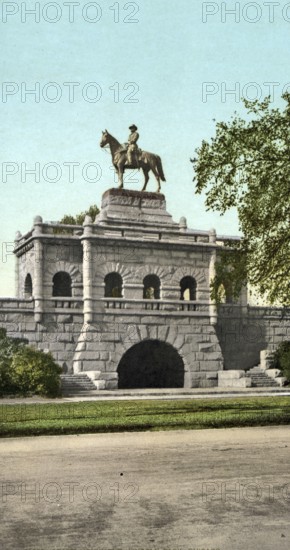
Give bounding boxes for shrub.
[0,359,15,396]
[272,341,290,383]
[0,328,27,359]
[9,347,62,397]
[0,329,61,397]
[0,328,28,395]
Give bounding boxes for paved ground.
[0,386,290,404]
[0,426,290,550]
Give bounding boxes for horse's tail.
[156,156,166,181]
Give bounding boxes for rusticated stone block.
[95,380,106,390]
[140,316,163,325]
[147,326,157,340]
[58,335,74,343]
[199,361,222,372]
[260,349,274,369]
[206,372,218,379]
[56,352,74,362]
[109,351,120,363]
[73,361,83,373]
[100,333,119,342]
[65,344,77,352]
[106,380,118,389]
[49,343,65,352]
[190,326,203,334]
[206,352,224,361]
[81,351,100,361]
[102,372,118,380]
[186,355,199,370]
[157,326,169,341]
[199,378,218,388]
[23,322,37,331]
[199,343,216,353]
[218,370,245,379]
[172,335,185,350]
[86,370,102,380]
[23,333,38,341]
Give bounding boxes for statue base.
[96,188,178,229]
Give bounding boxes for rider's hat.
[129,124,138,131]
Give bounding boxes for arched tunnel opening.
[117,339,185,389]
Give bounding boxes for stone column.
[33,216,44,323]
[82,216,93,324]
[209,228,217,325]
[179,216,187,233]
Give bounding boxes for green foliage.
[10,347,62,397]
[211,244,247,304]
[0,328,28,396]
[0,327,28,358]
[54,204,100,235]
[0,361,14,396]
[59,204,99,225]
[192,93,290,305]
[0,329,61,397]
[272,341,290,382]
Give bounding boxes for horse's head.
[100,130,109,148]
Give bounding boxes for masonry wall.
[42,240,83,299]
[217,305,290,370]
[17,246,36,298]
[16,238,83,301]
[90,238,212,302]
[4,195,290,387]
[0,301,83,372]
[73,311,223,388]
[1,300,290,386]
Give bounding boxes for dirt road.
[0,426,289,550]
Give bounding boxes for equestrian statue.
[100,125,166,193]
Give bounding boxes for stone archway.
[117,339,185,389]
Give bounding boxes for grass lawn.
[0,396,290,437]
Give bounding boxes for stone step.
[246,365,281,387]
[245,371,279,387]
[62,390,100,396]
[62,385,96,389]
[248,367,265,373]
[61,374,97,393]
[60,374,91,379]
[249,382,277,384]
[247,375,273,378]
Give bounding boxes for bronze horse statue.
[100,130,166,192]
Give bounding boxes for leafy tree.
[59,204,99,225]
[192,93,290,305]
[54,204,100,235]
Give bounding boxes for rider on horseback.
[100,128,166,192]
[127,124,139,167]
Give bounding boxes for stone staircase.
[60,374,99,395]
[245,366,280,387]
[218,349,287,388]
[245,350,287,388]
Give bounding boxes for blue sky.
[1,0,290,294]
